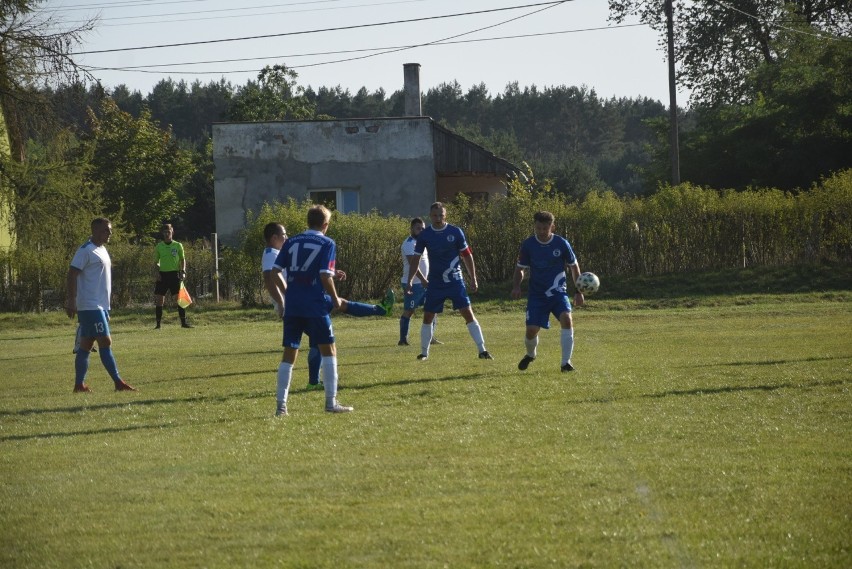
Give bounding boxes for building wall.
[213,118,439,246]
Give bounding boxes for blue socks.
[74,350,90,386]
[308,347,321,384]
[399,316,410,342]
[98,346,122,383]
[345,301,383,317]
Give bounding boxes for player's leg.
[453,286,491,359]
[417,288,444,359]
[519,325,542,371]
[73,312,96,392]
[153,292,165,329]
[558,309,575,372]
[400,284,424,345]
[459,305,491,359]
[277,317,303,416]
[339,298,386,317]
[518,297,549,370]
[307,344,322,389]
[308,316,352,413]
[429,314,442,345]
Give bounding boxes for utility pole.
[665,0,681,185]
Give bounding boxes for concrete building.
[212,63,521,246]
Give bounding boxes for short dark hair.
[307,205,331,229]
[91,217,111,231]
[410,217,424,227]
[263,222,286,242]
[533,211,555,225]
[161,223,173,231]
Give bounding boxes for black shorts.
[154,271,181,296]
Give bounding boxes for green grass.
[1,279,851,567]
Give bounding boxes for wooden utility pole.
[665,0,681,185]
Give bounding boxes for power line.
[290,0,567,70]
[70,1,572,54]
[79,24,644,73]
[55,0,419,23]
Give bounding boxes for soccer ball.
[575,272,600,295]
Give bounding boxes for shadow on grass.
[575,378,848,405]
[0,422,179,442]
[687,354,851,367]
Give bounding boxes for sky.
[45,0,687,105]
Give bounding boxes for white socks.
[561,328,575,365]
[321,356,338,407]
[276,361,293,406]
[467,321,486,352]
[420,323,433,355]
[525,336,538,358]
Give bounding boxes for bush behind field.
[1,170,850,311]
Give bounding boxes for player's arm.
[152,247,162,281]
[320,271,341,309]
[511,265,526,300]
[567,262,584,307]
[405,254,422,293]
[178,244,187,280]
[263,269,286,318]
[65,266,80,318]
[413,267,428,288]
[460,247,478,294]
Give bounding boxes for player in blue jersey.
[405,202,492,361]
[511,211,585,372]
[270,206,353,416]
[262,222,393,392]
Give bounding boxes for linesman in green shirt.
[153,223,192,329]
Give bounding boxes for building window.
[309,188,360,214]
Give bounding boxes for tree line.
[0,0,849,250]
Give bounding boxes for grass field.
[1,281,850,567]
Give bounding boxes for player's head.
[429,202,446,228]
[307,205,331,232]
[410,217,425,237]
[263,222,287,246]
[91,217,113,245]
[533,211,555,241]
[161,223,174,242]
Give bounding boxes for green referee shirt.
[154,240,185,272]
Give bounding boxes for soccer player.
[404,202,492,361]
[271,206,353,415]
[153,222,192,329]
[65,217,136,393]
[262,222,393,392]
[399,217,440,346]
[511,211,585,372]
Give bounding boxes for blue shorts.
[402,283,427,311]
[78,309,111,338]
[525,294,572,329]
[424,281,471,314]
[283,315,334,349]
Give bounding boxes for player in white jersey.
[399,217,440,346]
[65,217,136,393]
[511,211,585,372]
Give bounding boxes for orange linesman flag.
[177,282,193,309]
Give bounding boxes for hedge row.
[1,170,849,311]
